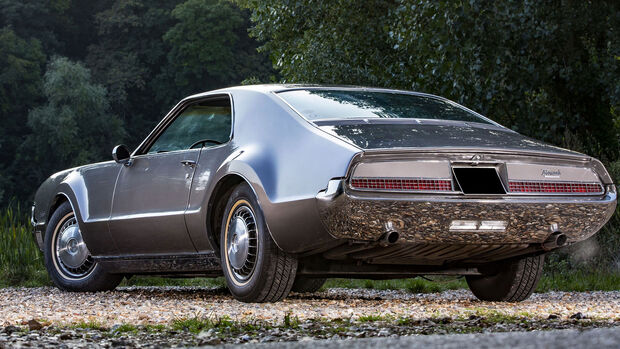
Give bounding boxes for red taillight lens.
[350,178,452,191]
[508,181,603,194]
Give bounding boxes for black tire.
[43,201,122,292]
[291,277,326,293]
[220,183,297,303]
[466,255,544,302]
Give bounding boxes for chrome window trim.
[133,92,235,156]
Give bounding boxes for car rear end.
[275,87,617,265]
[316,149,616,264]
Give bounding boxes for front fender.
[33,162,121,255]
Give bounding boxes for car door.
[109,98,231,255]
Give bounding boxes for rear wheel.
[466,255,544,302]
[220,183,297,302]
[44,201,122,292]
[291,277,326,293]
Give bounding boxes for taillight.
[350,178,453,192]
[508,181,603,194]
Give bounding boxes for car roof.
[184,84,435,99]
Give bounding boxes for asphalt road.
[221,327,620,349]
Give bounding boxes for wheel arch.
[206,173,247,256]
[45,190,84,236]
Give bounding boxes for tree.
[0,0,113,58]
[238,0,620,160]
[14,57,125,200]
[0,28,45,204]
[85,0,179,148]
[86,0,273,149]
[160,0,273,104]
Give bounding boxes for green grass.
[323,276,466,293]
[537,269,620,292]
[120,276,226,288]
[172,315,269,334]
[70,320,107,331]
[0,205,50,287]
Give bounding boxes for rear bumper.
[316,180,617,245]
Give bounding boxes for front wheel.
[43,201,122,292]
[220,183,297,302]
[466,255,544,302]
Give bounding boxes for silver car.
[31,85,617,302]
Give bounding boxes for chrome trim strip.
[30,205,36,226]
[133,92,235,156]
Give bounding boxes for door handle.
[181,160,197,168]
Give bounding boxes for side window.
[147,97,232,154]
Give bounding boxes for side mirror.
[112,144,131,165]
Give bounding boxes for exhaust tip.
[542,232,567,251]
[379,231,400,246]
[387,231,400,244]
[556,233,567,247]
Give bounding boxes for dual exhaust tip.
[377,229,567,251]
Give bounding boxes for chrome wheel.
[53,214,95,279]
[225,203,258,283]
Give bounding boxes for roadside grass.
[172,315,271,334]
[70,320,107,331]
[323,277,466,293]
[1,205,618,293]
[41,311,614,341]
[121,276,226,288]
[0,205,50,287]
[537,269,620,292]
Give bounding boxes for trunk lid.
[316,119,580,157]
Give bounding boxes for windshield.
[277,89,492,124]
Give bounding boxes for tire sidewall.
[43,201,119,291]
[220,184,273,300]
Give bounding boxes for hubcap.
[226,204,258,282]
[54,215,95,279]
[228,217,250,270]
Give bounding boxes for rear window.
[277,89,491,124]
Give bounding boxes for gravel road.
[0,287,618,347]
[1,287,618,326]
[221,327,620,349]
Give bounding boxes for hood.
[316,119,581,157]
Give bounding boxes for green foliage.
[85,0,180,145]
[17,57,125,190]
[0,205,49,287]
[238,0,620,160]
[324,277,466,293]
[163,0,272,95]
[0,28,46,203]
[537,269,620,292]
[121,276,226,288]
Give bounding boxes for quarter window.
[147,97,232,154]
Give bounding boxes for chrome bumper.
[316,180,617,245]
[31,205,44,250]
